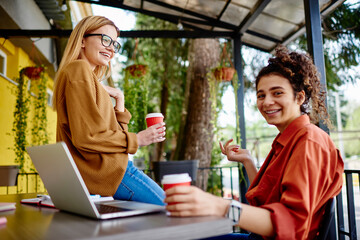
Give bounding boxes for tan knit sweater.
[55,60,138,196]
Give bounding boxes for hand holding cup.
[136,113,166,146]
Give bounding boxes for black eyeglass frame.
[84,33,121,53]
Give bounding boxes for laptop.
[26,142,165,219]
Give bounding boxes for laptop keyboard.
[96,204,132,214]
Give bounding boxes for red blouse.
[245,115,344,239]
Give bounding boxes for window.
[0,49,6,75]
[47,89,53,107]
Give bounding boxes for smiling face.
[80,25,118,70]
[256,74,305,133]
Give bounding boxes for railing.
[0,173,45,195]
[337,169,360,240]
[2,167,359,239]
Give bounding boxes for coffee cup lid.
[161,173,192,184]
[146,113,164,118]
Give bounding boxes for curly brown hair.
[255,45,331,128]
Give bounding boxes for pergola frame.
[0,0,329,204]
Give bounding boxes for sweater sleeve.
[114,108,131,131]
[62,61,138,154]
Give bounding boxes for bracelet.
[226,200,242,224]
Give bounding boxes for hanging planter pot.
[125,38,149,78]
[211,43,236,82]
[125,64,148,78]
[212,66,236,82]
[23,66,44,80]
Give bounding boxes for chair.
[317,197,336,240]
[152,160,199,185]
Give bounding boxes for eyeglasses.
[84,33,121,53]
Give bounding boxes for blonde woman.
[53,16,165,205]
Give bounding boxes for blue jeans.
[202,233,262,240]
[113,161,165,206]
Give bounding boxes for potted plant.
[125,63,148,78]
[211,43,236,82]
[11,66,49,174]
[23,66,44,80]
[212,66,236,82]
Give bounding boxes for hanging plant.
[12,68,31,173]
[123,68,149,133]
[212,66,236,82]
[31,66,49,146]
[125,64,148,78]
[211,43,236,82]
[23,66,44,80]
[125,38,149,78]
[11,65,49,173]
[123,39,149,133]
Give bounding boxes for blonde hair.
[52,16,120,110]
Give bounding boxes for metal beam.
[233,34,249,203]
[0,29,236,39]
[74,0,238,31]
[303,0,328,133]
[276,0,345,53]
[237,0,271,34]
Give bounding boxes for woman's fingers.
[149,122,166,142]
[220,139,234,155]
[219,141,226,154]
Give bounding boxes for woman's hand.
[136,122,166,147]
[219,139,253,164]
[220,139,258,184]
[164,186,230,217]
[102,85,124,112]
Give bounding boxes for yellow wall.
[0,38,56,194]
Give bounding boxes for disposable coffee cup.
[161,173,192,191]
[145,113,164,128]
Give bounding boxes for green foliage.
[206,168,223,197]
[118,14,189,160]
[343,106,360,157]
[122,68,149,133]
[323,1,360,70]
[31,69,49,146]
[12,68,31,172]
[295,0,360,89]
[11,67,49,173]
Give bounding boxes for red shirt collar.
[272,115,311,152]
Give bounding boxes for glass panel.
[242,32,277,52]
[220,3,250,26]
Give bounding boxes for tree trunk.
[175,39,220,190]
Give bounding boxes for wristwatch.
[226,200,242,224]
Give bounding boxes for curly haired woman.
[164,46,344,239]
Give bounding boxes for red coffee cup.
[145,113,164,128]
[161,173,192,191]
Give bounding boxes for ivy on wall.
[11,66,49,173]
[12,68,30,173]
[31,69,49,146]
